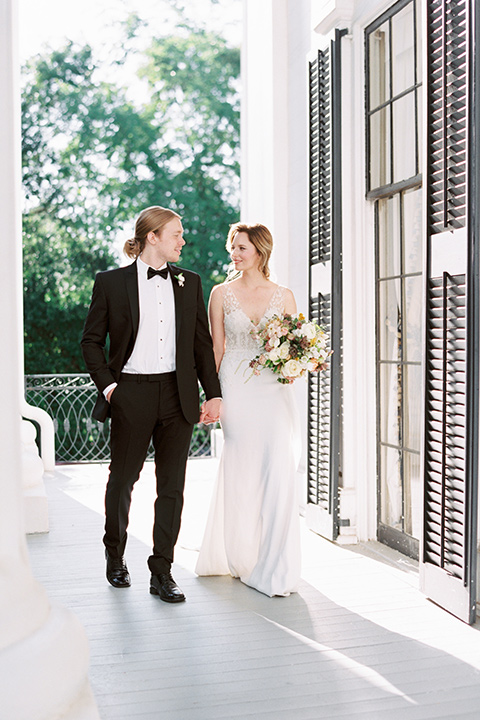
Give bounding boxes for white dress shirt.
[103,257,176,399]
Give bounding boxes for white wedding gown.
[195,284,301,597]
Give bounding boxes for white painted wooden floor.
[27,460,480,720]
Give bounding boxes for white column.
[241,0,289,264]
[0,1,100,717]
[242,0,312,504]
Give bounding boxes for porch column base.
[337,486,358,544]
[23,484,49,535]
[22,419,49,534]
[0,603,100,720]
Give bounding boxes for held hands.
[200,398,222,425]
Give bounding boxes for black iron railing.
[24,374,212,463]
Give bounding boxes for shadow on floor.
[26,470,480,720]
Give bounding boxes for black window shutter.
[307,30,345,540]
[421,0,478,624]
[309,47,331,266]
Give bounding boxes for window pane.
[380,445,403,529]
[416,0,422,82]
[391,1,415,96]
[403,187,423,274]
[417,87,423,174]
[379,279,402,362]
[380,362,402,445]
[403,364,422,451]
[403,450,421,537]
[378,195,401,278]
[369,21,390,109]
[404,275,422,361]
[370,106,391,188]
[393,92,416,183]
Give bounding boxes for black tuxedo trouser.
[105,373,193,575]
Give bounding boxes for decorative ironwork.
[24,374,213,464]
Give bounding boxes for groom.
[81,206,221,603]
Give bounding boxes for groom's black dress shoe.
[150,572,186,603]
[105,550,131,588]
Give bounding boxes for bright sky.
[18,0,242,62]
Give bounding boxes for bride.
[195,223,301,597]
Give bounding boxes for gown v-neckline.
[227,284,281,327]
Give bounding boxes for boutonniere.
[176,273,185,287]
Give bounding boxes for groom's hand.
[200,398,222,424]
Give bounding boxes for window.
[366,0,422,196]
[366,0,422,557]
[376,188,422,549]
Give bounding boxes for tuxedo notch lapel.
[125,261,140,338]
[169,264,184,343]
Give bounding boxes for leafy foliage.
[22,23,240,373]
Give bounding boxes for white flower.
[268,348,280,363]
[282,359,302,378]
[277,342,290,359]
[176,273,185,287]
[303,322,317,340]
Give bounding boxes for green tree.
[22,24,240,374]
[139,27,240,286]
[22,43,159,372]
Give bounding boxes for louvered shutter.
[420,0,478,624]
[307,30,345,540]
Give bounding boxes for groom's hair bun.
[123,206,182,258]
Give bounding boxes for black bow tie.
[147,266,169,280]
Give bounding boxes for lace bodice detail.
[222,284,286,354]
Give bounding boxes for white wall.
[241,0,401,540]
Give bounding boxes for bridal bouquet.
[249,313,331,384]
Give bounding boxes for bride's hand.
[200,398,222,424]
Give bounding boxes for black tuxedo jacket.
[81,261,221,424]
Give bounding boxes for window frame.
[365,0,422,198]
[375,187,422,559]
